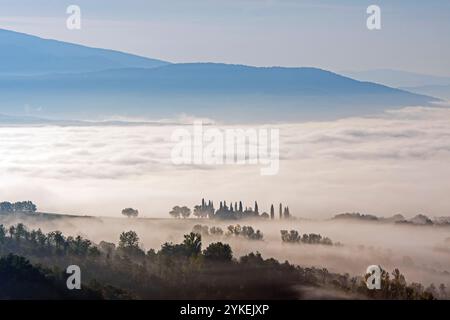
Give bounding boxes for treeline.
[281,230,336,246]
[0,222,447,300]
[193,224,264,240]
[170,198,292,220]
[0,201,37,213]
[1,223,101,257]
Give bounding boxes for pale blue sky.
[0,0,449,76]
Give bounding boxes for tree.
[35,229,47,247]
[15,223,28,241]
[182,232,202,257]
[47,231,66,250]
[279,203,282,219]
[254,201,259,215]
[283,206,290,219]
[281,230,301,243]
[192,224,209,236]
[0,224,6,243]
[170,206,191,218]
[203,242,233,262]
[121,208,138,218]
[270,204,275,219]
[169,206,181,218]
[119,231,140,249]
[99,241,116,258]
[209,226,223,236]
[180,206,191,219]
[8,225,16,239]
[193,205,203,218]
[68,235,92,255]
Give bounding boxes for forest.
[0,221,447,300]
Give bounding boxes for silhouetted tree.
[180,206,191,219]
[182,233,202,257]
[0,225,6,243]
[121,208,139,218]
[169,206,183,218]
[203,242,233,262]
[119,231,140,249]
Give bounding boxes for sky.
[0,0,449,76]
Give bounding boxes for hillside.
[0,29,169,75]
[0,29,439,121]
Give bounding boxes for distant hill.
[332,212,449,226]
[400,85,450,100]
[0,29,439,121]
[0,29,169,75]
[342,69,450,88]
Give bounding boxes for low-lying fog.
[3,215,449,287]
[1,105,450,218]
[1,105,450,286]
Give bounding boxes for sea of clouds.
[1,105,450,218]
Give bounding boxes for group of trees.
[169,206,191,219]
[270,203,291,220]
[281,230,334,246]
[193,199,215,218]
[170,198,292,221]
[191,224,264,241]
[0,223,101,257]
[192,225,224,236]
[227,225,264,240]
[0,201,37,213]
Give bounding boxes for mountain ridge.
[0,28,440,121]
[0,28,170,75]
